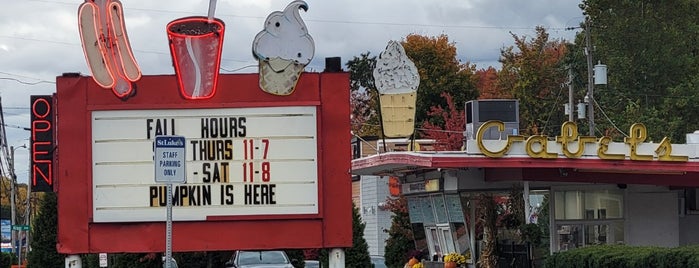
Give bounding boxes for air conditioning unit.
[464,99,519,140]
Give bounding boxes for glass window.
[554,189,625,252]
[556,224,583,251]
[427,227,442,257]
[440,226,456,253]
[555,190,623,220]
[446,194,465,222]
[420,196,436,224]
[557,222,624,251]
[237,251,289,265]
[408,197,424,223]
[433,195,449,223]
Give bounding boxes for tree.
[320,203,371,268]
[662,76,699,141]
[285,249,305,268]
[579,0,699,141]
[345,203,372,268]
[498,26,569,136]
[108,253,160,268]
[477,194,498,268]
[401,34,479,129]
[0,177,11,220]
[476,67,511,99]
[384,196,415,268]
[420,92,465,151]
[347,52,382,137]
[27,192,63,267]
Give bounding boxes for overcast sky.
[0,0,584,183]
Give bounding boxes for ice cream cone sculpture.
[78,0,141,99]
[253,1,315,96]
[373,41,420,138]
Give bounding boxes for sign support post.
[166,183,173,268]
[154,135,186,268]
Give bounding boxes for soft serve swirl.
[252,0,315,64]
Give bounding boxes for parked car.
[304,260,321,268]
[224,250,294,268]
[371,256,387,268]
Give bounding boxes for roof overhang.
[351,152,699,187]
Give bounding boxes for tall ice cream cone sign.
[253,1,315,96]
[373,41,420,138]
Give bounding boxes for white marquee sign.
[91,106,318,222]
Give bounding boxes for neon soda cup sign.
[167,17,225,100]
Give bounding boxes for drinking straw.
[208,0,217,22]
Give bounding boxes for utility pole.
[568,67,574,122]
[23,156,31,265]
[10,146,16,257]
[9,145,26,264]
[585,19,595,136]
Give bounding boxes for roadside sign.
[154,136,186,183]
[99,253,108,267]
[11,225,29,231]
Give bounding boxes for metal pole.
[329,248,345,268]
[523,181,530,224]
[66,255,83,268]
[568,68,574,122]
[166,183,173,268]
[18,228,21,266]
[23,153,32,265]
[9,146,16,259]
[9,145,27,265]
[585,19,595,136]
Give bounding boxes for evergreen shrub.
[544,245,699,268]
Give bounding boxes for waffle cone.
[379,93,417,137]
[258,60,305,95]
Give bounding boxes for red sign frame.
[55,72,352,253]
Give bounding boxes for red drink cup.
[167,16,225,100]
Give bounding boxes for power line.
[0,35,253,64]
[0,77,54,86]
[2,124,30,131]
[23,0,572,32]
[593,97,628,138]
[220,64,258,73]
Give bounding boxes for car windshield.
[238,251,289,265]
[371,257,387,268]
[304,261,320,268]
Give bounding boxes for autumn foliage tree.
[420,92,465,151]
[498,26,568,135]
[476,67,511,99]
[347,52,382,137]
[402,34,479,129]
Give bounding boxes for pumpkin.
[408,257,419,266]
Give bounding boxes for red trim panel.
[351,152,699,186]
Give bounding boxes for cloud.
[0,0,583,183]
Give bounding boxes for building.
[352,137,435,257]
[351,100,699,265]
